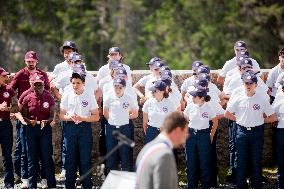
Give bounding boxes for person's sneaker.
[41,179,48,189]
[20,179,29,189]
[59,169,66,180]
[14,175,21,184]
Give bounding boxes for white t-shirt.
[184,102,216,130]
[97,63,132,84]
[103,82,137,102]
[103,93,138,126]
[60,89,98,117]
[272,92,284,128]
[180,76,196,93]
[168,84,181,109]
[136,74,155,87]
[266,64,284,97]
[227,90,274,127]
[142,97,176,128]
[52,61,72,79]
[62,72,98,95]
[219,57,261,77]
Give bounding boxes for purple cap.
[62,41,77,49]
[113,76,126,87]
[241,70,258,84]
[192,61,203,71]
[188,86,208,97]
[147,57,161,65]
[234,40,247,49]
[148,80,167,92]
[196,65,210,75]
[109,47,121,54]
[193,78,209,88]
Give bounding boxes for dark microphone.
[112,130,135,148]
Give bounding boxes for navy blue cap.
[115,67,127,77]
[192,61,203,71]
[151,61,165,69]
[109,47,121,54]
[189,86,208,97]
[160,66,171,72]
[237,57,253,67]
[198,73,211,81]
[62,41,77,49]
[147,57,161,65]
[160,70,172,78]
[234,40,247,49]
[73,64,86,75]
[193,78,209,88]
[196,65,210,75]
[69,53,82,63]
[109,60,121,70]
[241,70,258,84]
[160,76,172,87]
[113,76,126,87]
[148,80,167,92]
[72,70,86,81]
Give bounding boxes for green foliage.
[0,0,283,71]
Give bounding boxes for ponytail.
[204,95,211,102]
[164,90,170,98]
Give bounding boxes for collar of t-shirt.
[157,133,173,149]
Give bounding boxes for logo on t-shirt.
[3,92,10,98]
[202,112,209,118]
[82,100,88,107]
[43,102,49,108]
[122,102,129,109]
[162,106,168,113]
[253,104,260,110]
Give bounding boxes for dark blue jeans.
[20,124,28,179]
[0,120,14,188]
[228,120,237,180]
[105,123,133,174]
[144,125,160,144]
[26,124,56,188]
[64,122,93,189]
[277,128,284,189]
[236,124,264,189]
[185,128,211,189]
[13,120,22,177]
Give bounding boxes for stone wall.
[0,70,274,172]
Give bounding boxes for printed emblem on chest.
[253,104,260,110]
[82,100,88,107]
[201,112,209,118]
[43,102,49,108]
[122,102,129,109]
[162,106,168,113]
[3,92,10,98]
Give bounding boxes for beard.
[27,65,36,70]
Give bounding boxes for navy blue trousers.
[26,124,56,188]
[277,128,284,189]
[185,128,211,189]
[64,122,93,189]
[144,125,160,144]
[236,124,264,189]
[105,123,133,174]
[228,120,237,181]
[0,120,14,188]
[13,120,22,177]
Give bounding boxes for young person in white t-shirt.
[272,79,284,189]
[142,80,177,144]
[103,77,138,174]
[225,70,277,189]
[184,86,218,189]
[60,71,99,189]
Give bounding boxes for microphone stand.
[79,138,134,182]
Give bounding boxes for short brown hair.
[161,111,188,133]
